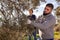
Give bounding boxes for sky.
[24,0,59,18]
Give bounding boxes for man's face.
[29,10,33,15]
[44,6,52,14]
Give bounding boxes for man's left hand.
[27,19,32,24]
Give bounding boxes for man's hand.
[27,19,32,24]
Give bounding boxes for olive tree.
[0,0,41,40]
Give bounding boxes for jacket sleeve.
[31,17,56,30]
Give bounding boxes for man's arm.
[31,17,56,30]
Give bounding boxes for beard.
[43,12,50,16]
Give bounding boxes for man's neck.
[30,14,33,16]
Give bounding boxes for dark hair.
[46,3,54,9]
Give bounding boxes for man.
[28,9,36,21]
[28,3,56,40]
[27,9,37,40]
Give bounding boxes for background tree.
[54,6,60,32]
[0,0,41,40]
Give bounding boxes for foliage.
[0,0,40,40]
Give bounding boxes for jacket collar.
[43,13,52,17]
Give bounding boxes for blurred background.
[0,0,60,40]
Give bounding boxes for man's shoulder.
[32,15,36,17]
[50,14,56,19]
[32,15,35,16]
[48,14,56,22]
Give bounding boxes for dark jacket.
[27,15,36,20]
